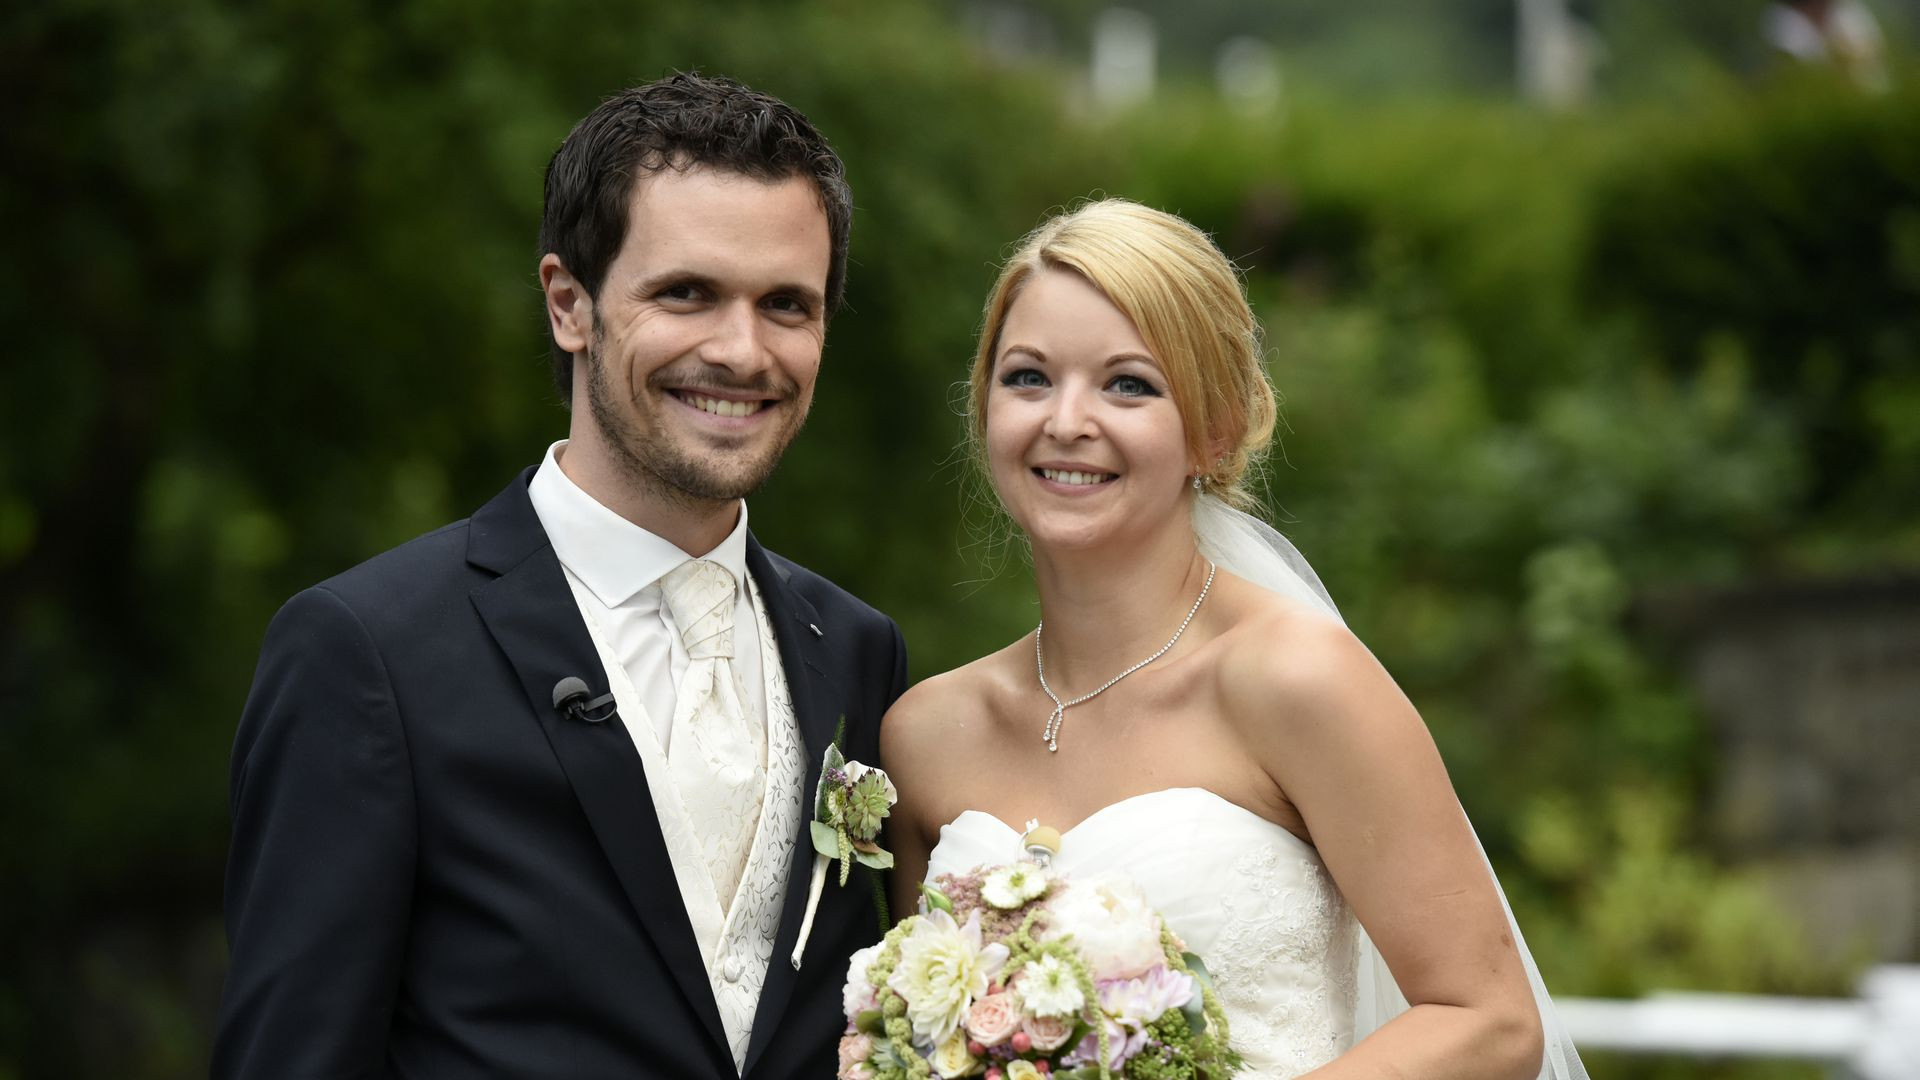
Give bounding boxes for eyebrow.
[634,271,825,312]
[998,344,1159,369]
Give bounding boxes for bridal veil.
[1193,494,1589,1079]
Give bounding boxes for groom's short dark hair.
[538,71,853,400]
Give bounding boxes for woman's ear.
[1205,430,1233,474]
[540,254,593,356]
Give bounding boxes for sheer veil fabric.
[1192,495,1588,1079]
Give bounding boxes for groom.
[213,73,906,1078]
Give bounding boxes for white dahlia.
[886,909,1009,1046]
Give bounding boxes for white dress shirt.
[527,440,766,757]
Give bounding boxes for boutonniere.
[790,733,895,970]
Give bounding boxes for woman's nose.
[1042,384,1097,441]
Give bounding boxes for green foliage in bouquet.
[853,873,1241,1080]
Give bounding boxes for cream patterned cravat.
[662,559,766,912]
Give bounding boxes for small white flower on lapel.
[791,737,896,969]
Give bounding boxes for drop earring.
[1192,474,1203,492]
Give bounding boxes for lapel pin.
[808,622,823,638]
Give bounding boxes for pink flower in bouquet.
[1059,967,1198,1070]
[1063,1017,1149,1072]
[837,1032,874,1079]
[1021,1013,1075,1053]
[1040,874,1164,980]
[964,989,1022,1046]
[1098,964,1196,1024]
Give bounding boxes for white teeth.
[686,393,758,418]
[1040,468,1113,486]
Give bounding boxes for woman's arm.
[1224,613,1544,1080]
[878,679,945,923]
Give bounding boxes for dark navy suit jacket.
[214,469,907,1078]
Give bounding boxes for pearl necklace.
[1035,561,1217,753]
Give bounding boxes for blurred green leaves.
[2,2,1915,1075]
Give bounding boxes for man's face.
[580,166,831,504]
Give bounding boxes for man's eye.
[1001,368,1047,389]
[766,295,810,316]
[659,284,701,302]
[1109,374,1158,397]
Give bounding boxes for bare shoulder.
[1211,586,1409,744]
[881,638,1029,845]
[881,643,1016,757]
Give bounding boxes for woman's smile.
[985,267,1192,545]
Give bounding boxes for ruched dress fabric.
[926,787,1359,1079]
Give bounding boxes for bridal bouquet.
[838,853,1238,1080]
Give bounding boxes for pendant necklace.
[1035,561,1217,753]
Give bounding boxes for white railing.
[1556,965,1920,1079]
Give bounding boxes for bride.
[881,199,1585,1079]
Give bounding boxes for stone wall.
[1643,576,1920,964]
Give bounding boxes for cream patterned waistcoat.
[567,572,804,1074]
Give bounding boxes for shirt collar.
[527,440,751,608]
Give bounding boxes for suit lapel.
[465,471,730,1061]
[742,535,845,1075]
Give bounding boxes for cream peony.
[1040,874,1164,980]
[887,909,1009,1046]
[1005,1062,1043,1080]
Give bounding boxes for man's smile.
[671,390,770,419]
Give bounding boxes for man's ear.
[540,254,592,355]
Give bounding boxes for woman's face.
[985,266,1194,553]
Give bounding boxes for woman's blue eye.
[1110,374,1158,397]
[1001,368,1047,389]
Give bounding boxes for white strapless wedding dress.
[926,786,1360,1079]
[912,499,1587,1079]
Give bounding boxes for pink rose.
[838,1033,874,1079]
[1023,1014,1075,1053]
[965,990,1023,1046]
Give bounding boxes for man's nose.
[698,300,769,374]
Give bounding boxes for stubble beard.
[582,326,809,506]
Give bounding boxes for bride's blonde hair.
[966,199,1276,510]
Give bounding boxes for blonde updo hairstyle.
[967,199,1277,511]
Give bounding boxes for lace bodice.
[927,787,1359,1079]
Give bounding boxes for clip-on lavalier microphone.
[551,676,618,724]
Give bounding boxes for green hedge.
[3,2,1912,1074]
